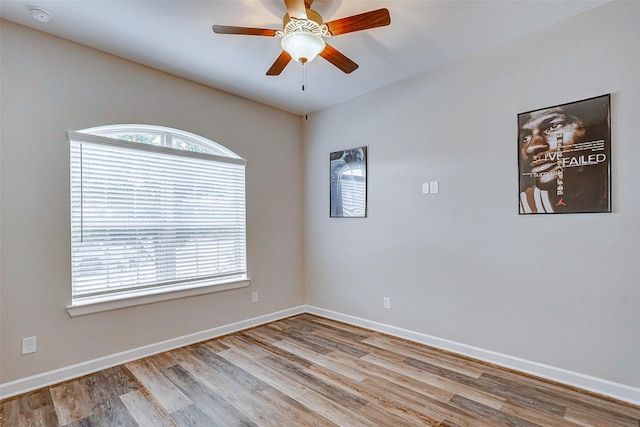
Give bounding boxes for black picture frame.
[518,94,611,214]
[330,146,367,218]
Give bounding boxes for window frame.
[67,125,250,317]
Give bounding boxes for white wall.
[0,21,304,384]
[304,1,640,390]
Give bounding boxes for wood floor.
[2,314,639,426]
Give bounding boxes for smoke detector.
[28,6,50,23]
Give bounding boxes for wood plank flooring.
[2,314,639,426]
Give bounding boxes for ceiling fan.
[212,0,391,76]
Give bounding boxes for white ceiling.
[0,0,608,116]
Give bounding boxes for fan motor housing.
[283,9,323,27]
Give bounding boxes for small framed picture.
[330,146,367,218]
[518,94,611,214]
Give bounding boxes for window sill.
[66,278,251,317]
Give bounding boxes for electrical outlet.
[252,292,259,303]
[422,183,430,194]
[22,336,37,355]
[383,297,391,309]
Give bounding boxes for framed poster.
[518,94,611,214]
[330,146,367,218]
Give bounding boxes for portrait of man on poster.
[518,94,611,214]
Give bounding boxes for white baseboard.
[305,305,640,406]
[3,304,638,406]
[0,305,306,400]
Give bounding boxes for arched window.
[68,125,247,310]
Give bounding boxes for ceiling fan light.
[281,30,325,64]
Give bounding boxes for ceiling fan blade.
[319,44,358,74]
[267,51,292,76]
[325,8,391,36]
[285,0,307,19]
[212,25,277,37]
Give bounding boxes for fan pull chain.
[302,62,308,120]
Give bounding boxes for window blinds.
[69,132,247,300]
